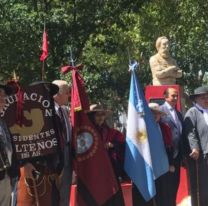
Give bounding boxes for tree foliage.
[136,0,208,92]
[0,0,208,112]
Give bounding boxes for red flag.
[70,66,120,205]
[40,31,48,61]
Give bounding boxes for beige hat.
[86,104,112,116]
[148,102,166,116]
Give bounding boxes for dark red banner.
[0,83,58,160]
[70,69,119,205]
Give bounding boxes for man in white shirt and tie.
[53,80,72,206]
[160,87,183,206]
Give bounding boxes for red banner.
[70,68,119,205]
[40,31,48,61]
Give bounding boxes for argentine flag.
[124,62,169,201]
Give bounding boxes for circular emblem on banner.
[77,132,93,154]
[76,125,98,162]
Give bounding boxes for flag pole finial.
[129,60,139,72]
[127,48,139,72]
[69,46,76,67]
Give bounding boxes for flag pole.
[41,61,45,81]
[127,47,131,65]
[196,160,200,206]
[69,46,75,67]
[41,23,46,80]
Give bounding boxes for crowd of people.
[1,77,208,206]
[133,86,208,206]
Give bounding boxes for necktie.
[58,108,70,167]
[58,107,67,146]
[169,108,181,158]
[172,109,178,124]
[170,108,181,132]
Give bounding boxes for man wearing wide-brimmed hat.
[184,86,208,206]
[87,104,112,128]
[0,82,18,206]
[87,103,126,205]
[87,104,126,177]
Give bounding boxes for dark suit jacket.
[55,105,72,206]
[160,102,184,160]
[159,121,174,166]
[184,106,208,156]
[0,120,19,181]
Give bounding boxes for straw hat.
[86,104,112,116]
[148,102,166,116]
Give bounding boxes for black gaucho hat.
[30,81,59,96]
[189,86,208,99]
[0,82,14,95]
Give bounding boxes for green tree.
[1,0,208,112]
[0,0,147,110]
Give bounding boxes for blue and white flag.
[124,62,169,201]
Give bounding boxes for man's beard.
[159,50,169,58]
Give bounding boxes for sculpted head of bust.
[149,36,183,85]
[156,36,170,58]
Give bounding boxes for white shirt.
[164,102,182,134]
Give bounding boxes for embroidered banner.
[0,83,58,160]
